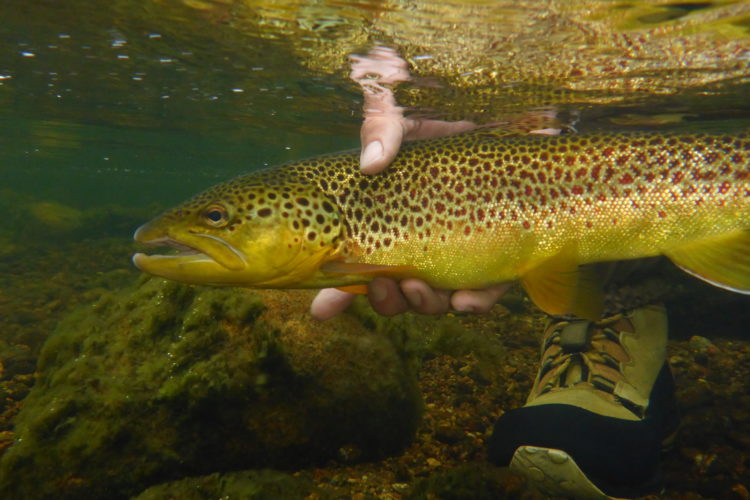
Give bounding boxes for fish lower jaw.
[132,252,219,273]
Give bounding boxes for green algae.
[133,469,322,500]
[0,279,424,499]
[405,463,536,500]
[347,295,510,384]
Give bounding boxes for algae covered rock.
[133,469,321,500]
[28,201,84,234]
[0,278,422,499]
[405,463,533,500]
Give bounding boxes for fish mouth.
[132,223,247,275]
[133,236,207,261]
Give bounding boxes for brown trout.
[133,128,750,318]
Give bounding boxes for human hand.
[311,278,511,320]
[350,46,477,174]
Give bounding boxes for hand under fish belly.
[134,127,750,320]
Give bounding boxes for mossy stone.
[0,278,422,499]
[133,469,321,500]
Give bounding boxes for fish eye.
[203,204,229,227]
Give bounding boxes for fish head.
[132,174,344,287]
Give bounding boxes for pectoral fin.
[665,230,750,294]
[335,285,369,294]
[520,246,603,320]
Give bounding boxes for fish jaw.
[131,251,239,286]
[132,214,349,289]
[133,218,249,284]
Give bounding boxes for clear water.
[2,1,750,496]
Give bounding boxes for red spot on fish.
[603,167,615,182]
[619,173,634,185]
[522,220,531,229]
[572,186,584,195]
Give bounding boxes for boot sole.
[510,445,626,500]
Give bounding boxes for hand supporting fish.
[132,47,750,321]
[132,125,750,320]
[312,46,510,320]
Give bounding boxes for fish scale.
[133,127,750,319]
[288,130,750,284]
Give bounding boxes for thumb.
[359,114,406,174]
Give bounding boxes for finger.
[360,115,406,174]
[404,119,478,141]
[450,284,511,313]
[310,288,356,321]
[368,277,411,316]
[400,279,453,314]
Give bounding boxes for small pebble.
[690,335,718,354]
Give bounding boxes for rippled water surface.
[3,0,750,208]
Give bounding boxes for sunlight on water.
[2,0,749,209]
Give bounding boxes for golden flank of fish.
[133,127,750,319]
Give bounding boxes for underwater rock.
[0,278,422,500]
[0,233,19,258]
[405,462,536,500]
[133,469,321,500]
[28,201,84,233]
[0,188,157,246]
